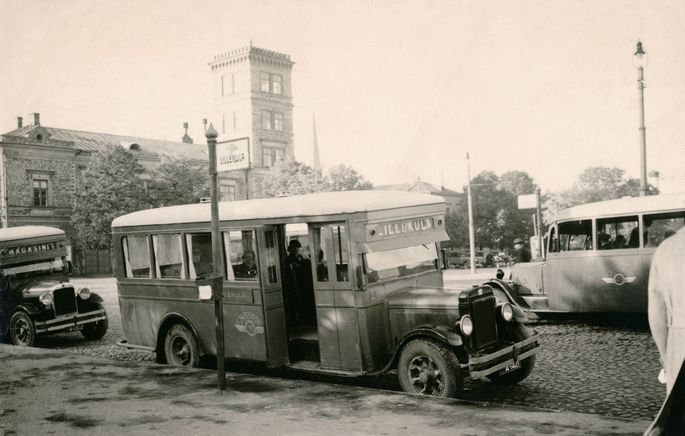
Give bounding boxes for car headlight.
[77,287,91,300]
[458,315,473,336]
[500,303,514,322]
[39,293,53,307]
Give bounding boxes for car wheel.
[487,326,536,385]
[81,306,108,340]
[398,339,463,398]
[9,311,36,347]
[164,324,200,368]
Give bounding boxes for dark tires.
[9,311,35,347]
[164,324,200,368]
[487,326,536,385]
[398,339,463,398]
[81,308,108,340]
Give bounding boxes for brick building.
[0,43,298,274]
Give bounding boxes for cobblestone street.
[37,276,664,421]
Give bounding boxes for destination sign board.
[366,216,443,241]
[216,137,250,172]
[0,241,60,258]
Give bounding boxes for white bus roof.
[0,226,64,242]
[553,192,685,222]
[112,190,446,229]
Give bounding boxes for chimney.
[31,113,40,126]
[182,122,193,144]
[17,117,23,128]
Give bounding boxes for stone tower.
[208,44,295,199]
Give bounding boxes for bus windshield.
[365,244,437,283]
[1,257,66,278]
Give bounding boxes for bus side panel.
[336,306,362,371]
[220,303,268,361]
[317,305,341,369]
[118,294,156,348]
[546,252,595,311]
[594,249,647,312]
[356,302,390,372]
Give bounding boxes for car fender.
[15,302,42,316]
[483,279,530,310]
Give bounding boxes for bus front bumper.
[466,333,541,379]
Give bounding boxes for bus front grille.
[470,296,497,350]
[53,287,77,316]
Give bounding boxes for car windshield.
[365,244,438,283]
[0,257,66,278]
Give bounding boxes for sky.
[2,0,684,194]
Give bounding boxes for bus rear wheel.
[397,339,463,398]
[164,324,200,368]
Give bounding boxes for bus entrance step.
[288,338,320,363]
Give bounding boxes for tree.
[71,147,147,250]
[327,164,373,191]
[565,166,627,205]
[444,209,469,248]
[148,157,209,207]
[500,170,538,196]
[261,159,330,197]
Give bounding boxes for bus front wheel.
[164,324,200,368]
[397,339,463,398]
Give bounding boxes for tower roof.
[208,45,294,70]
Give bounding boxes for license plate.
[502,361,521,374]
[65,325,83,333]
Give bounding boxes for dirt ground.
[0,344,652,436]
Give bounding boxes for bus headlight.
[77,287,91,300]
[458,315,473,336]
[39,293,53,307]
[500,303,514,322]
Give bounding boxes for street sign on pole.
[517,194,537,210]
[216,137,250,172]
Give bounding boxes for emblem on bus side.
[601,273,636,286]
[234,312,264,336]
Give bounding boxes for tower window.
[261,110,285,131]
[259,72,283,95]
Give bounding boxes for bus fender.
[483,279,531,310]
[156,312,205,359]
[373,325,463,375]
[87,293,104,304]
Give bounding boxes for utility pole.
[633,41,648,197]
[466,153,476,274]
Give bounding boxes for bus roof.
[553,192,685,222]
[0,226,64,243]
[112,190,446,229]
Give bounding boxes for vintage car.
[0,226,108,346]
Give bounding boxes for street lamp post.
[633,40,648,197]
[466,153,476,274]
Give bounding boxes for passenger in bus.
[233,250,258,279]
[613,235,627,249]
[192,248,211,277]
[598,232,611,250]
[512,238,531,263]
[648,226,685,394]
[316,249,328,282]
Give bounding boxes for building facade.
[208,45,295,199]
[374,180,464,214]
[0,45,297,275]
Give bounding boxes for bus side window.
[643,211,685,247]
[597,216,638,250]
[153,234,184,279]
[558,220,592,251]
[123,235,151,278]
[186,233,212,278]
[224,230,258,281]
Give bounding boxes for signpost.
[517,189,544,260]
[205,128,250,391]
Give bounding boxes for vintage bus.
[1,226,108,346]
[505,193,685,314]
[112,191,540,398]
